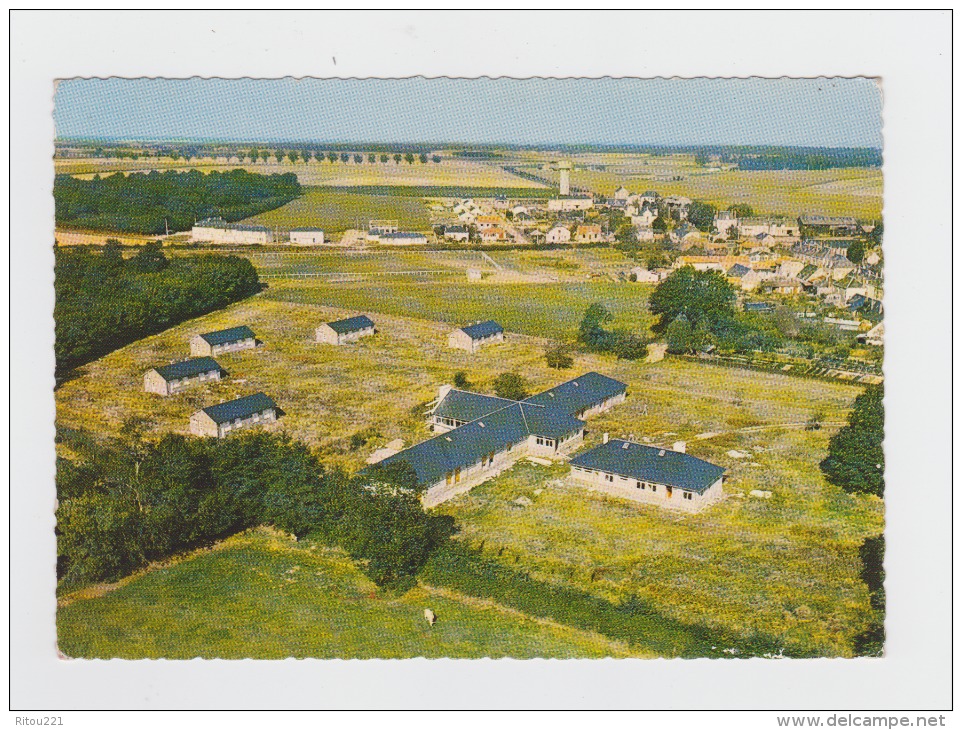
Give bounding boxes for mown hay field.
[261,277,655,343]
[235,187,434,234]
[532,153,882,219]
[58,528,640,659]
[56,156,546,189]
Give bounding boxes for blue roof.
[459,320,504,340]
[325,315,374,334]
[727,264,751,277]
[434,390,517,422]
[199,325,256,346]
[201,393,276,425]
[153,357,221,381]
[523,372,627,417]
[570,440,725,494]
[377,402,584,487]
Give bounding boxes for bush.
[492,372,528,401]
[820,384,884,497]
[452,371,471,389]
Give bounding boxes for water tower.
[557,160,572,196]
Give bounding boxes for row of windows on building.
[221,409,274,432]
[584,468,693,500]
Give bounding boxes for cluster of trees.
[55,245,261,375]
[238,149,441,165]
[578,303,648,360]
[57,431,454,589]
[650,266,813,356]
[820,384,884,498]
[54,169,301,235]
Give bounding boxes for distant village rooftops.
[570,439,725,494]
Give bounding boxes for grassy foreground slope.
[58,529,640,659]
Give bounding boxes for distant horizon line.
[56,137,883,152]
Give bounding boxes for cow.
[424,608,436,627]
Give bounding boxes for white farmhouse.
[546,225,571,244]
[289,228,325,245]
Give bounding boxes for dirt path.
[694,421,846,440]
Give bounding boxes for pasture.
[58,528,639,659]
[262,277,655,342]
[432,356,881,657]
[241,187,433,234]
[54,244,881,657]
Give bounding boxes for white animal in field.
[424,608,437,627]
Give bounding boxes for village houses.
[546,224,571,244]
[575,224,603,243]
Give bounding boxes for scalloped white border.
[10,9,952,715]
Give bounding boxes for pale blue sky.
[54,77,882,148]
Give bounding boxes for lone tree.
[648,266,736,334]
[380,154,389,163]
[404,152,416,165]
[492,372,528,401]
[452,371,471,389]
[394,153,402,164]
[130,241,168,273]
[820,384,884,497]
[545,346,574,370]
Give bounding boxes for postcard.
[51,76,886,662]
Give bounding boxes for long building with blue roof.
[373,372,628,507]
[144,356,222,396]
[570,438,725,512]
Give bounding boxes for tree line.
[55,244,262,376]
[57,430,454,590]
[54,169,301,235]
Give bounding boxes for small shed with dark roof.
[316,315,376,345]
[448,321,505,353]
[190,392,278,438]
[144,356,222,396]
[570,439,725,512]
[190,326,257,357]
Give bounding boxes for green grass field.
[58,528,640,659]
[262,278,654,342]
[241,188,433,234]
[55,246,883,658]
